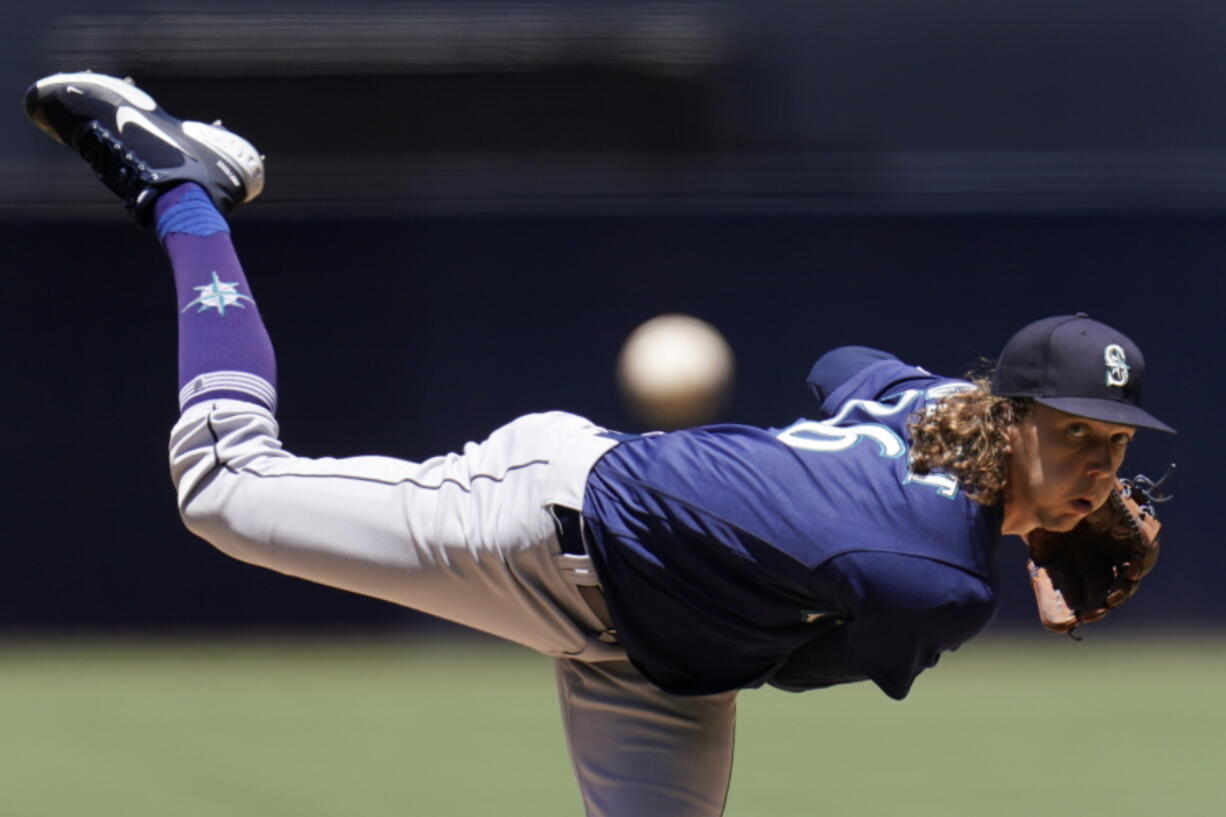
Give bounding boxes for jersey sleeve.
[806,346,898,412]
[773,551,996,700]
[815,356,946,420]
[766,624,867,693]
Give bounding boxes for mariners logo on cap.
[1104,344,1130,387]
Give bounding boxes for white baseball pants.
[169,400,736,816]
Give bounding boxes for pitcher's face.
[1005,404,1135,534]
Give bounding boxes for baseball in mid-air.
[617,313,734,429]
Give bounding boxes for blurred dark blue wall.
[0,212,1215,630]
[3,0,1222,632]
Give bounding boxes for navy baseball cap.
[991,314,1175,434]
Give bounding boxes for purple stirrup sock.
[154,183,277,414]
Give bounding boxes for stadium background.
[0,3,1222,815]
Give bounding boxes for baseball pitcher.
[26,72,1172,817]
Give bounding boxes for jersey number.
[777,389,960,499]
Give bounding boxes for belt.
[551,506,617,642]
[553,505,588,556]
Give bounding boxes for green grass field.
[1,632,1223,817]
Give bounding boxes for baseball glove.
[1025,470,1172,638]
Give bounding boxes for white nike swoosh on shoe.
[116,105,187,152]
[39,73,158,110]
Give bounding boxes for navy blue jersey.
[582,356,1002,700]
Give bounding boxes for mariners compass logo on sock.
[182,271,254,316]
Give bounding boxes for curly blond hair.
[907,376,1031,506]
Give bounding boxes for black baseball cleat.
[24,71,264,227]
